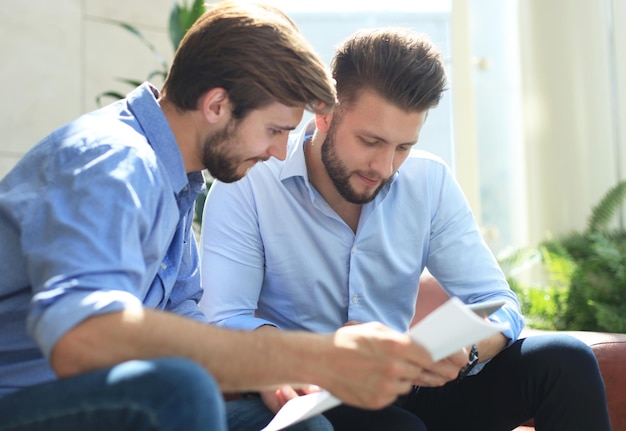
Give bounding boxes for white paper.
[260,297,509,430]
[408,296,509,361]
[260,390,341,431]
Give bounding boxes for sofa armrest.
[573,331,626,431]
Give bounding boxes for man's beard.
[321,122,388,204]
[202,118,245,184]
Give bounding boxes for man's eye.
[270,129,283,136]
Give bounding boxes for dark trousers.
[324,334,611,431]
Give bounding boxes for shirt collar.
[279,119,316,183]
[126,82,193,195]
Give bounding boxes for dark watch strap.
[457,344,479,380]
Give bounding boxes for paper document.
[260,390,341,431]
[409,296,509,361]
[260,297,509,431]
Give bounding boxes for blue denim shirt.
[0,83,206,397]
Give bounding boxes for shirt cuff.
[28,289,143,359]
[489,305,525,346]
[214,314,279,332]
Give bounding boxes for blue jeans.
[0,357,226,431]
[226,398,333,431]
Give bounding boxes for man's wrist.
[457,344,479,380]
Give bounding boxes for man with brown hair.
[201,27,611,430]
[0,3,433,430]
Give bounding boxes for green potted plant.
[501,180,626,332]
[96,0,206,105]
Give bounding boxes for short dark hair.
[332,27,447,112]
[162,1,336,119]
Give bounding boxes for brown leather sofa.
[413,274,626,431]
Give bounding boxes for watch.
[457,344,479,380]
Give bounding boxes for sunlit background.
[266,0,451,12]
[1,0,625,260]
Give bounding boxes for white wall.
[519,0,626,244]
[0,0,174,178]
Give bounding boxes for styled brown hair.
[161,1,335,118]
[332,28,447,112]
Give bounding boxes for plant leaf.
[102,18,169,73]
[95,91,127,106]
[114,78,144,88]
[587,180,626,233]
[147,70,168,82]
[169,0,206,51]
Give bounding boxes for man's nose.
[369,147,395,178]
[267,137,288,161]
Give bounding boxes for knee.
[148,357,222,404]
[525,334,600,379]
[534,334,595,362]
[142,357,226,429]
[110,357,224,419]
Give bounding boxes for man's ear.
[315,110,334,133]
[200,88,230,124]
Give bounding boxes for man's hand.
[412,348,469,387]
[261,384,322,413]
[313,322,463,409]
[340,320,469,388]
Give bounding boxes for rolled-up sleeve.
[23,140,172,358]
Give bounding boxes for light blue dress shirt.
[200,122,524,343]
[0,83,206,398]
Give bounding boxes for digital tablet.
[467,299,506,318]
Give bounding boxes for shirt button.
[160,262,167,270]
[351,295,359,304]
[351,247,357,254]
